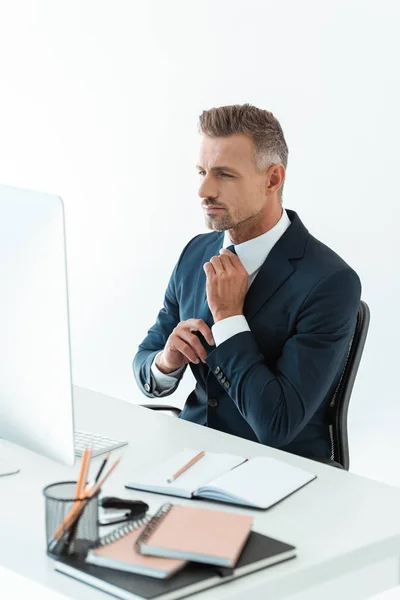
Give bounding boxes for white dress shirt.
[150,209,291,394]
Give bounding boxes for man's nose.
[198,176,218,200]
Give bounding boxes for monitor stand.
[0,441,20,476]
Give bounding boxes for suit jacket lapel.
[243,247,294,322]
[244,210,309,322]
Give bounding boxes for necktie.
[226,244,236,254]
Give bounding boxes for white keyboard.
[74,430,128,458]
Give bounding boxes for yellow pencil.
[74,448,88,499]
[78,447,92,498]
[51,457,121,542]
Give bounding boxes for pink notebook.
[85,522,187,579]
[137,504,254,568]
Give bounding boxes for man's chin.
[204,217,231,232]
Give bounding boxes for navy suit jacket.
[133,210,361,459]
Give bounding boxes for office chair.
[325,300,370,470]
[141,300,370,471]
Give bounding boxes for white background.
[0,0,399,486]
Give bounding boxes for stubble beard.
[204,212,235,232]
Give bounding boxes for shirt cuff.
[211,315,250,346]
[150,351,186,392]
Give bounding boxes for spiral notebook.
[136,504,254,568]
[85,516,187,579]
[56,525,296,600]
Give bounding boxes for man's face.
[197,134,267,232]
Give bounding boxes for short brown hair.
[199,103,288,197]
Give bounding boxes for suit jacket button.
[224,381,230,389]
[214,366,221,374]
[208,397,219,408]
[144,383,151,392]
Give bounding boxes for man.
[133,104,361,460]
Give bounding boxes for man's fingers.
[196,320,215,346]
[209,255,225,275]
[181,319,215,346]
[171,334,202,364]
[179,331,208,362]
[177,319,215,349]
[203,262,216,276]
[171,328,209,363]
[219,248,241,270]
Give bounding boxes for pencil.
[74,448,88,500]
[78,446,92,498]
[166,450,205,483]
[50,457,121,544]
[65,447,93,552]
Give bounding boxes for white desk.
[1,386,400,600]
[0,564,71,600]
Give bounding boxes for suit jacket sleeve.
[205,267,362,447]
[132,236,199,398]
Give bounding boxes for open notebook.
[125,449,316,509]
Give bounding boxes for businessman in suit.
[133,103,361,460]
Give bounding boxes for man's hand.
[156,319,215,374]
[204,248,248,322]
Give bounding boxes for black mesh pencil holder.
[43,481,100,558]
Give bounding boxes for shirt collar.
[222,209,291,276]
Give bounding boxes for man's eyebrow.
[196,165,240,174]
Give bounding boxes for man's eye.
[197,171,233,178]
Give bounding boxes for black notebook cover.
[55,531,296,600]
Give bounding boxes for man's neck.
[228,206,284,245]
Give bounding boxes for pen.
[78,452,109,499]
[94,453,110,483]
[166,450,205,483]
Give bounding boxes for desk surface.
[1,386,400,600]
[0,563,71,600]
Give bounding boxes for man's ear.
[266,164,285,195]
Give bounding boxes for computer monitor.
[0,183,76,475]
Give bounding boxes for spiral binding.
[94,514,151,548]
[134,503,173,553]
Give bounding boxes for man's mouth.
[203,206,225,213]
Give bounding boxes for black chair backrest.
[328,300,370,470]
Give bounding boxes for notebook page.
[198,456,316,508]
[126,448,246,498]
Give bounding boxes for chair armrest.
[140,404,181,417]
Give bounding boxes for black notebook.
[55,530,296,600]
